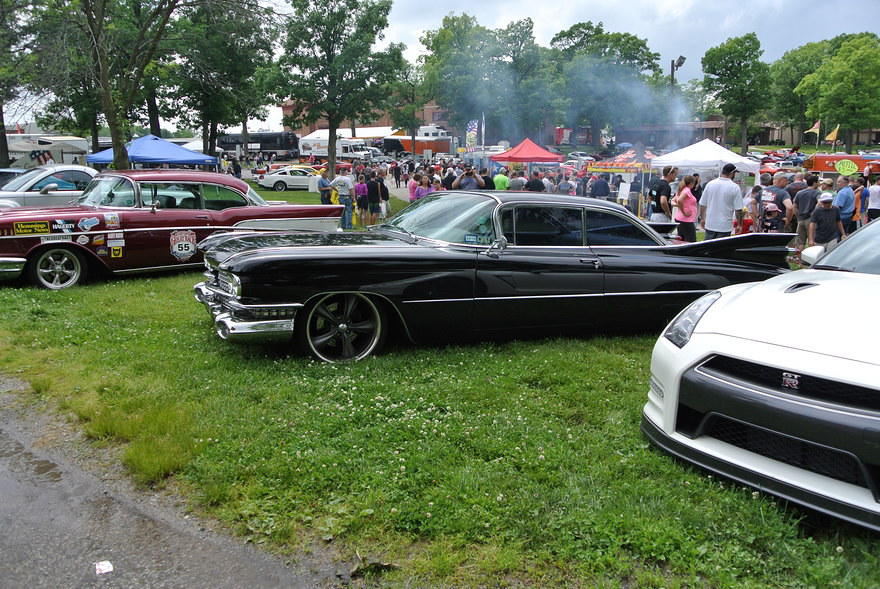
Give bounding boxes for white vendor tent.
[652,139,759,175]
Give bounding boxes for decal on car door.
[170,230,197,261]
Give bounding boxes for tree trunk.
[90,113,100,154]
[241,120,250,159]
[411,127,416,159]
[328,118,338,180]
[147,88,161,136]
[201,117,209,156]
[350,120,356,138]
[208,120,218,158]
[740,116,748,156]
[0,101,9,168]
[106,108,129,169]
[844,129,853,154]
[590,121,601,148]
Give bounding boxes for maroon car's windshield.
[78,176,136,207]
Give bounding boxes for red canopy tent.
[490,138,564,163]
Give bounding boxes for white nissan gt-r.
[642,220,880,531]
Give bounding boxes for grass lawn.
[1,273,878,586]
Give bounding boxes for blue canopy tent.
[87,134,218,166]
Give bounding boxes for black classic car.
[194,191,793,362]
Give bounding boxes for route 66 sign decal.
[170,230,197,261]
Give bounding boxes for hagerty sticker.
[170,230,197,261]
[13,221,50,235]
[51,219,76,233]
[78,217,100,231]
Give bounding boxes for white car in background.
[257,166,318,191]
[642,221,880,531]
[0,164,98,208]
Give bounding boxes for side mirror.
[485,235,508,257]
[800,245,824,267]
[39,183,59,194]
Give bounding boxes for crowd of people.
[646,164,880,248]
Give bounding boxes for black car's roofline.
[438,189,629,212]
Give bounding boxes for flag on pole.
[825,124,839,142]
[804,120,820,134]
[466,119,478,148]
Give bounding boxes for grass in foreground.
[0,275,878,586]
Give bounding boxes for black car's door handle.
[580,258,602,269]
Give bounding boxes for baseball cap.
[819,191,834,202]
[764,202,780,212]
[722,163,737,174]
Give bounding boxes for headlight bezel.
[663,291,721,348]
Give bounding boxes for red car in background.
[0,169,343,289]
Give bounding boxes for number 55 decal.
[170,230,197,261]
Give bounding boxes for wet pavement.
[0,381,341,588]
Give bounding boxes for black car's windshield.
[78,176,137,207]
[814,220,880,274]
[2,167,45,191]
[383,192,497,245]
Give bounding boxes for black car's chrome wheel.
[299,293,385,362]
[28,247,88,290]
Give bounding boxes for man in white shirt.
[868,176,880,223]
[699,163,743,240]
[331,171,356,229]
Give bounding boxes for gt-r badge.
[781,372,800,390]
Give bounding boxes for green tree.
[702,33,771,155]
[278,0,402,176]
[680,78,722,121]
[551,21,661,76]
[0,0,36,166]
[80,0,183,169]
[388,63,427,157]
[795,34,880,153]
[170,1,276,154]
[768,41,830,140]
[420,13,497,135]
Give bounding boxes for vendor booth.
[87,134,218,167]
[489,138,563,173]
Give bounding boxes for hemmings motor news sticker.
[13,221,50,235]
[170,230,197,261]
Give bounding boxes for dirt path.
[0,377,347,588]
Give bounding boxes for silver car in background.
[0,165,98,208]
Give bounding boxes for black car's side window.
[508,206,584,247]
[586,210,657,246]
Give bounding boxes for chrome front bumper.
[193,281,300,343]
[0,257,26,281]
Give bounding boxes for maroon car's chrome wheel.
[300,293,385,362]
[29,247,88,290]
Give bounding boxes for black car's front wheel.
[297,293,386,362]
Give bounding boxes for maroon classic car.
[0,169,342,289]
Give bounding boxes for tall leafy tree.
[0,0,36,166]
[388,63,427,157]
[551,21,661,76]
[769,41,830,139]
[80,0,183,169]
[420,13,497,135]
[171,1,276,154]
[278,0,403,176]
[795,34,880,153]
[702,33,771,155]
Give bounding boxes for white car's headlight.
[663,291,721,348]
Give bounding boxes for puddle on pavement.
[0,429,63,483]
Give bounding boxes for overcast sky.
[247,0,877,131]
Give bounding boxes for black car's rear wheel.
[273,181,286,191]
[297,293,386,362]
[27,247,88,290]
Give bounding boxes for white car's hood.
[697,269,880,366]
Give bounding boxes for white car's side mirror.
[800,245,824,267]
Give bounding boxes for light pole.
[670,55,686,85]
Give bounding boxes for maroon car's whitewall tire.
[297,292,386,362]
[27,247,88,290]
